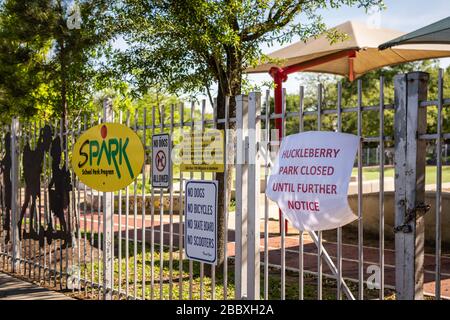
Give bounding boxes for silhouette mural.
[46,136,72,248]
[0,124,75,249]
[18,125,52,241]
[0,133,12,244]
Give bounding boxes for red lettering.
[287,200,320,212]
[331,184,337,194]
[300,166,335,176]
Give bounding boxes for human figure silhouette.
[46,136,72,247]
[17,125,52,240]
[0,133,12,244]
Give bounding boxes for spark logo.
[71,123,144,192]
[77,125,134,179]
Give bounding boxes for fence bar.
[178,102,184,299]
[19,124,25,278]
[74,120,81,292]
[379,76,385,299]
[169,104,174,300]
[298,85,304,300]
[337,81,343,300]
[88,116,95,296]
[159,106,165,300]
[125,111,131,298]
[280,88,286,300]
[247,92,261,299]
[10,118,19,273]
[24,124,30,278]
[235,95,248,299]
[223,97,230,300]
[118,111,123,299]
[21,123,27,278]
[102,98,114,300]
[211,99,218,300]
[32,121,37,281]
[95,114,102,299]
[263,91,270,300]
[435,69,443,299]
[142,107,147,299]
[317,83,322,300]
[133,111,138,299]
[66,119,73,290]
[357,79,364,300]
[188,102,194,300]
[44,120,49,287]
[150,106,155,300]
[200,100,205,300]
[394,71,429,300]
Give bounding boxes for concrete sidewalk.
[0,273,73,300]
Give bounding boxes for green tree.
[284,61,432,135]
[116,0,384,267]
[0,0,52,121]
[281,60,450,163]
[0,0,118,125]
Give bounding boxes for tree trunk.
[207,56,241,279]
[214,89,234,268]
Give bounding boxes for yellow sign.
[179,129,224,172]
[71,123,145,192]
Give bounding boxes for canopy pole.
[349,56,355,82]
[270,67,289,234]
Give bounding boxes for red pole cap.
[269,66,288,82]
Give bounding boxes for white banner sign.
[184,180,218,264]
[267,131,359,231]
[152,134,171,188]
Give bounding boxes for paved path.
[0,273,73,300]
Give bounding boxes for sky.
[248,0,450,94]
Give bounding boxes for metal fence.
[0,70,449,300]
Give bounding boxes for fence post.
[102,98,114,300]
[247,92,261,299]
[10,118,19,273]
[394,71,429,300]
[235,95,248,299]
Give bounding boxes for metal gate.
[0,70,449,300]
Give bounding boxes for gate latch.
[394,202,430,234]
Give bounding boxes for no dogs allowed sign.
[152,134,171,188]
[184,180,218,264]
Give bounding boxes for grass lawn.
[82,240,233,300]
[352,166,450,184]
[78,233,394,300]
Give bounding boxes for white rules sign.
[267,131,359,231]
[184,180,218,264]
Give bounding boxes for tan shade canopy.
[247,20,450,79]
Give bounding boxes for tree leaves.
[0,0,118,122]
[117,0,384,100]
